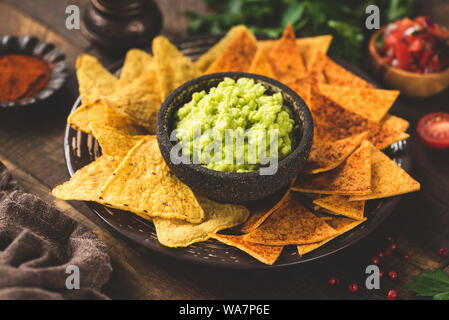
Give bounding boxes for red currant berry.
[439,248,448,257]
[387,236,394,242]
[385,248,392,256]
[388,271,397,280]
[379,270,384,278]
[378,252,384,259]
[329,277,339,286]
[372,257,379,265]
[403,252,410,259]
[387,290,397,300]
[348,283,358,293]
[390,243,397,251]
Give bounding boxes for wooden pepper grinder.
[82,0,163,48]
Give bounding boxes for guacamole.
[173,77,297,172]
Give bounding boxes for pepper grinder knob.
[82,0,163,48]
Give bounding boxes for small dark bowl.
[0,35,69,108]
[157,72,313,203]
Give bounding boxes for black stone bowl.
[156,72,313,203]
[0,35,69,108]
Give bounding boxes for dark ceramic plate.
[64,36,411,269]
[0,35,69,108]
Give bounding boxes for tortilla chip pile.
[53,25,420,265]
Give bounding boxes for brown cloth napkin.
[0,161,112,300]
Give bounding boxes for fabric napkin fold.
[0,161,112,300]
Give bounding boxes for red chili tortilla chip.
[382,114,410,132]
[322,55,374,88]
[318,84,400,122]
[205,29,258,74]
[292,140,372,195]
[313,195,365,220]
[349,143,420,201]
[242,193,338,245]
[248,47,277,78]
[268,24,306,79]
[305,131,369,174]
[297,216,366,255]
[209,233,283,265]
[296,35,333,70]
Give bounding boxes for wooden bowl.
[368,28,449,98]
[156,72,314,203]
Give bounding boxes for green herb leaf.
[406,269,449,300]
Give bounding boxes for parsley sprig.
[406,269,449,300]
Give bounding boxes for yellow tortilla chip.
[99,136,205,223]
[153,36,200,101]
[350,143,420,201]
[296,35,333,70]
[297,216,366,255]
[237,187,291,234]
[52,155,121,201]
[209,233,283,265]
[313,195,365,220]
[110,61,161,133]
[195,25,256,73]
[76,54,119,104]
[90,126,145,157]
[205,28,258,74]
[248,47,276,78]
[292,141,372,195]
[268,24,305,79]
[68,100,146,135]
[153,197,249,247]
[318,84,400,122]
[119,49,153,86]
[242,193,338,245]
[305,131,369,174]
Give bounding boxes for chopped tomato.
[417,112,449,149]
[379,16,449,73]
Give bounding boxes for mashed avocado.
[173,77,297,172]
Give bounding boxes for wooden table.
[1,0,448,300]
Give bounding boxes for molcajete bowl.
[156,72,313,203]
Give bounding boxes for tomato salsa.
[377,17,449,74]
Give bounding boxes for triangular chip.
[382,114,410,132]
[318,84,399,122]
[305,131,369,174]
[292,141,372,195]
[68,100,146,135]
[242,193,338,245]
[310,91,408,149]
[297,216,366,255]
[195,25,256,73]
[248,47,276,78]
[268,24,305,79]
[349,144,420,201]
[205,28,257,74]
[52,155,121,201]
[296,35,333,70]
[313,195,365,220]
[76,54,119,104]
[119,49,153,87]
[153,197,249,247]
[90,126,145,157]
[236,187,291,233]
[209,233,283,265]
[110,61,161,133]
[99,136,205,223]
[321,55,373,88]
[153,36,200,101]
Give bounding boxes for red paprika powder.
[0,54,51,101]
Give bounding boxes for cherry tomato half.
[417,112,449,149]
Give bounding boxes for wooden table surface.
[1,0,448,300]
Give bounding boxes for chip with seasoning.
[248,47,277,78]
[297,217,366,255]
[318,84,400,122]
[119,49,153,87]
[153,196,249,247]
[321,55,374,88]
[153,36,200,101]
[349,143,420,201]
[242,193,338,245]
[313,195,365,220]
[292,141,372,196]
[209,233,283,265]
[99,136,205,223]
[296,35,333,70]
